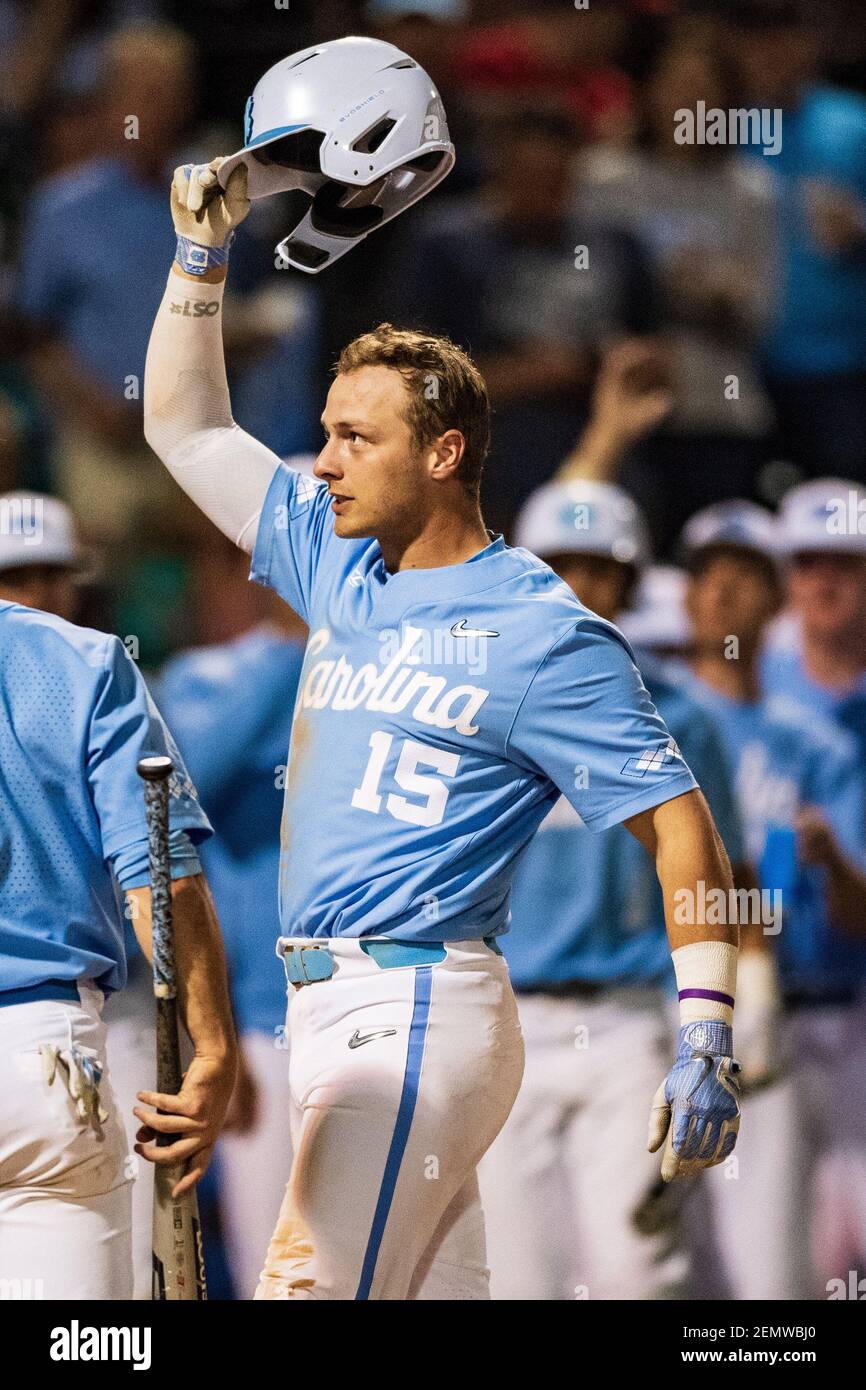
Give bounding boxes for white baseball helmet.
[218,35,454,273]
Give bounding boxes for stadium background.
[2,0,866,1299]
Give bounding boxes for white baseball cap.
[619,565,691,653]
[0,493,84,572]
[680,500,780,568]
[777,478,866,557]
[515,480,651,571]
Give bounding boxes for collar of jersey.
[368,535,520,622]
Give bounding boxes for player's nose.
[314,445,342,482]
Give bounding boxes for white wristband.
[672,941,737,1025]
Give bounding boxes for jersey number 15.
[352,731,459,828]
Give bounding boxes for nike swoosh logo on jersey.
[348,1028,398,1049]
[450,619,499,638]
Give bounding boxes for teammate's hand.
[591,337,674,446]
[171,158,250,247]
[133,1052,236,1198]
[647,1021,741,1182]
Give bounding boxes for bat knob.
[137,755,175,782]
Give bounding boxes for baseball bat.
[137,755,207,1302]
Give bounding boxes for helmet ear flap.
[309,179,387,238]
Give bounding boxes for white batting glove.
[647,1021,741,1181]
[171,158,250,275]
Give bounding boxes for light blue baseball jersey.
[761,643,866,719]
[250,466,698,942]
[761,643,866,770]
[688,676,866,995]
[158,627,305,1036]
[0,602,212,995]
[503,657,744,988]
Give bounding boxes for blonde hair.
[337,323,490,500]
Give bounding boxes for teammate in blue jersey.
[761,478,866,765]
[0,508,237,1298]
[158,577,307,1298]
[143,157,741,1301]
[478,477,745,1300]
[680,499,866,1298]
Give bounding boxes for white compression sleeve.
[144,272,281,553]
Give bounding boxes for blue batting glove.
[648,1021,741,1181]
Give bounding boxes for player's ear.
[429,429,465,484]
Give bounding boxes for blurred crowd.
[3,0,866,1301]
[1,0,865,658]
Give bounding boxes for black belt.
[0,980,81,1008]
[516,980,608,1001]
[784,990,858,1011]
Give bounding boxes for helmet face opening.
[252,128,326,173]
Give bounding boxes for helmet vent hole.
[288,51,321,69]
[284,239,329,269]
[386,59,416,70]
[352,118,397,155]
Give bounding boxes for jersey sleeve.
[249,460,352,623]
[87,636,213,864]
[506,619,697,831]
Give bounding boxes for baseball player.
[0,491,87,622]
[0,580,237,1298]
[158,578,307,1299]
[680,499,866,1297]
[0,492,156,1300]
[477,479,746,1301]
[142,156,741,1301]
[761,478,866,764]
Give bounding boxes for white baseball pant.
[103,957,157,1300]
[478,986,693,1300]
[0,983,133,1300]
[254,937,524,1300]
[704,997,866,1299]
[217,1027,295,1300]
